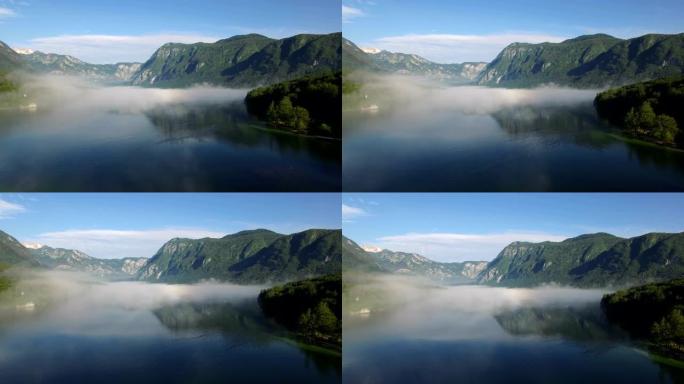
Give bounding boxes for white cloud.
[0,7,15,18]
[26,33,222,64]
[342,5,365,23]
[370,33,568,63]
[26,227,226,259]
[373,231,569,262]
[342,203,367,221]
[0,198,25,218]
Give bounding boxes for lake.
[343,281,684,384]
[0,273,340,383]
[0,83,340,191]
[343,85,684,191]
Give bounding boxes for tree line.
[245,71,341,138]
[595,76,684,147]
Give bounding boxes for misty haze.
[343,275,683,384]
[0,75,339,191]
[343,75,684,191]
[0,270,339,383]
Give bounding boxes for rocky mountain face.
[342,235,486,283]
[367,247,487,283]
[369,50,487,83]
[477,33,684,88]
[131,33,341,88]
[29,245,147,279]
[20,51,142,82]
[0,41,23,73]
[138,229,341,284]
[342,38,487,83]
[478,232,684,287]
[0,230,39,267]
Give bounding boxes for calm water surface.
[0,100,339,191]
[0,279,340,383]
[343,285,684,384]
[343,103,684,191]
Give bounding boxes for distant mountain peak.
[361,245,383,253]
[13,48,34,55]
[361,47,382,54]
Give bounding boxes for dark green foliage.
[602,279,684,358]
[0,74,17,93]
[245,72,341,138]
[478,33,684,88]
[258,274,341,349]
[139,229,341,284]
[595,77,684,146]
[479,232,684,287]
[0,263,12,293]
[229,229,341,283]
[132,33,341,88]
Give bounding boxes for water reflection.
[343,99,684,191]
[343,282,684,384]
[0,275,340,383]
[0,98,340,191]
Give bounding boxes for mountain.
[0,230,39,267]
[0,41,23,73]
[138,229,341,284]
[342,236,384,273]
[29,245,147,278]
[369,50,487,83]
[131,33,341,88]
[20,51,141,82]
[341,235,486,283]
[342,38,486,83]
[478,232,684,287]
[477,33,684,88]
[367,247,487,283]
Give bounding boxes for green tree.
[625,107,640,136]
[293,106,310,131]
[277,96,295,127]
[266,101,277,125]
[637,101,657,134]
[313,302,338,334]
[651,309,684,342]
[653,114,679,143]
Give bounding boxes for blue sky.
[343,193,684,262]
[0,193,340,259]
[0,0,340,63]
[343,0,684,63]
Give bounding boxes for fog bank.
[352,74,600,115]
[22,74,248,113]
[0,271,265,336]
[344,275,608,342]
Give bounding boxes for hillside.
[602,279,684,359]
[258,274,341,349]
[138,229,341,284]
[594,76,684,147]
[244,72,341,138]
[131,33,341,88]
[479,232,684,287]
[477,33,684,88]
[0,230,39,267]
